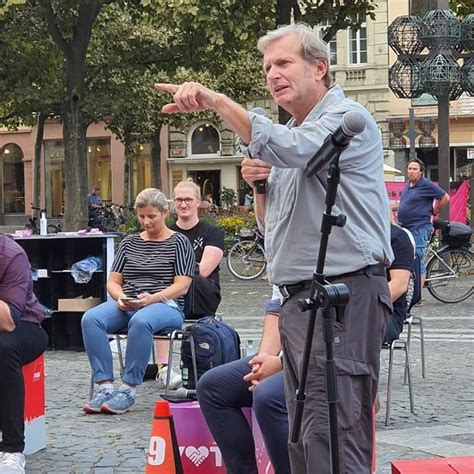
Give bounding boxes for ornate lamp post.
[388,4,474,222]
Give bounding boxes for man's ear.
[314,60,328,82]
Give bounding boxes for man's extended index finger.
[154,83,179,94]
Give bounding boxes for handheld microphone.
[249,107,269,194]
[175,387,197,400]
[304,110,366,177]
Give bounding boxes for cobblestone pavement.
[27,265,474,473]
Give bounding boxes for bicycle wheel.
[226,240,266,280]
[425,247,474,303]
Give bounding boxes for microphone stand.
[290,154,349,474]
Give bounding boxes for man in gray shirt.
[156,23,392,474]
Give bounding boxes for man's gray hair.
[134,188,169,212]
[257,23,333,88]
[174,180,201,199]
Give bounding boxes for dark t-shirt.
[397,177,446,231]
[170,220,224,286]
[386,225,415,342]
[0,235,45,324]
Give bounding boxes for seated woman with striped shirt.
[82,188,195,415]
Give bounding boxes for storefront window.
[45,138,111,216]
[1,143,25,214]
[87,139,111,203]
[131,143,151,200]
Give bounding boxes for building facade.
[1,0,472,225]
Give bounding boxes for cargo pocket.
[316,356,371,432]
[378,293,393,316]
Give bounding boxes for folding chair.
[404,255,426,380]
[384,338,415,426]
[383,255,420,425]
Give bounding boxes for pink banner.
[385,180,470,224]
[170,402,273,474]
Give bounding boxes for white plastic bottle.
[40,211,47,236]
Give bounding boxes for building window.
[316,21,337,66]
[348,16,367,65]
[131,143,151,200]
[1,143,24,214]
[190,123,220,155]
[44,138,111,216]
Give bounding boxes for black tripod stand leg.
[322,307,341,474]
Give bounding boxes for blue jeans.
[82,300,184,386]
[197,357,289,474]
[411,223,433,275]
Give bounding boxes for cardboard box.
[391,456,474,473]
[0,356,46,455]
[169,402,273,474]
[57,297,101,312]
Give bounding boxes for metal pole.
[407,108,417,160]
[436,0,450,220]
[437,95,450,220]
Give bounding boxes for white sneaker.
[156,366,182,391]
[0,452,26,473]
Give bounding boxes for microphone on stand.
[304,110,366,177]
[249,107,269,194]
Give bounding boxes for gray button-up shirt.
[241,85,393,284]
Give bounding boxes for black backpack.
[180,317,240,389]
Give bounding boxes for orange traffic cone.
[145,400,183,473]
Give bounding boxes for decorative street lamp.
[388,4,474,222]
[388,111,436,159]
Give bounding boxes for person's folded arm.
[198,246,224,278]
[107,272,125,300]
[149,275,193,304]
[0,300,15,332]
[388,268,411,302]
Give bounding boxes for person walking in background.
[0,235,49,473]
[393,158,450,289]
[82,188,194,415]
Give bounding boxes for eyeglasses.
[174,198,195,206]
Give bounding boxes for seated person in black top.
[384,223,415,345]
[0,235,49,473]
[154,180,225,389]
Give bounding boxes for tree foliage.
[0,0,380,229]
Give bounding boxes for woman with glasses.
[81,188,195,414]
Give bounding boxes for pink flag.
[450,180,470,224]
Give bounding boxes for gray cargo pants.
[279,272,392,474]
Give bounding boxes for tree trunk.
[275,0,299,125]
[123,136,132,216]
[62,70,88,231]
[32,111,45,217]
[150,124,162,190]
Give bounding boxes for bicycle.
[89,203,125,231]
[226,228,267,280]
[25,206,62,234]
[424,219,473,303]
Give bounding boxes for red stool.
[392,456,474,473]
